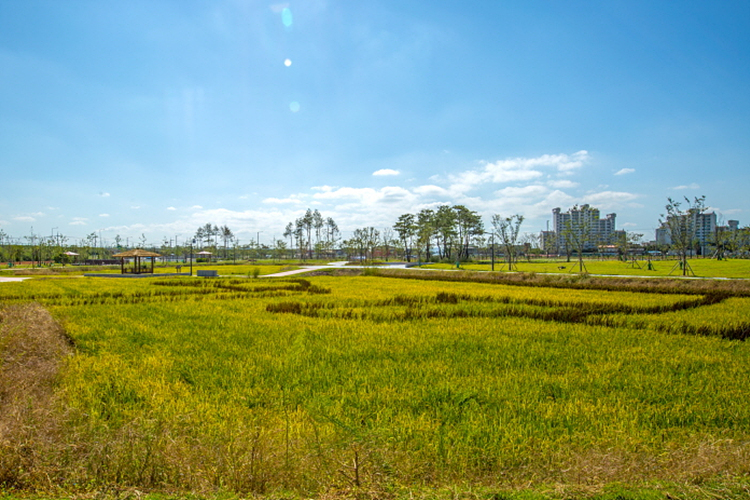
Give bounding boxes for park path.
[0,277,29,282]
[260,261,409,278]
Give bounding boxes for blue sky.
[2,0,749,246]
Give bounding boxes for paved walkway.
[0,277,29,282]
[260,261,409,278]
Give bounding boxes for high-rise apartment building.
[541,204,625,253]
[655,211,719,255]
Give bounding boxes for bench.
[197,270,219,277]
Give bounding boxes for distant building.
[542,205,625,254]
[655,211,731,256]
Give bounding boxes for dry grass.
[0,303,73,489]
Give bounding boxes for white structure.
[655,211,717,255]
[542,205,625,253]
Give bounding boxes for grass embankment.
[0,273,749,498]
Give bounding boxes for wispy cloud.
[99,192,111,198]
[99,213,110,217]
[582,191,641,209]
[313,186,414,205]
[262,197,304,205]
[167,206,177,211]
[446,151,590,194]
[614,168,635,176]
[373,169,400,176]
[670,183,700,190]
[547,179,579,189]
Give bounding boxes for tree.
[363,227,380,264]
[660,196,706,276]
[283,222,294,258]
[393,213,417,262]
[434,205,457,260]
[220,225,234,259]
[312,210,324,258]
[492,214,524,271]
[416,209,436,262]
[381,227,395,262]
[561,206,592,273]
[324,217,340,259]
[454,205,484,261]
[272,239,287,262]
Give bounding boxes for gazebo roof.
[113,249,162,258]
[197,250,213,255]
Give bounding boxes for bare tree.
[492,214,524,271]
[561,206,592,273]
[660,196,706,276]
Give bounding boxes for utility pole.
[491,234,495,271]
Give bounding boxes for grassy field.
[1,271,750,499]
[421,257,750,278]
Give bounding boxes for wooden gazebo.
[112,249,162,274]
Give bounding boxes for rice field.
[1,272,749,499]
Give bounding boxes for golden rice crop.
[0,273,749,497]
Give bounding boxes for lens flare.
[281,8,293,28]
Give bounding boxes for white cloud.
[447,151,589,194]
[373,169,400,176]
[14,216,36,222]
[99,213,110,217]
[313,186,413,205]
[547,180,579,189]
[192,205,203,209]
[614,168,635,176]
[496,185,548,198]
[720,208,742,215]
[70,217,88,226]
[167,206,177,211]
[99,192,110,197]
[413,184,449,197]
[670,183,700,190]
[131,206,141,209]
[582,191,640,209]
[263,197,304,205]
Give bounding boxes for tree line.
[3,198,750,266]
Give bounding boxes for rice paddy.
[1,270,749,499]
